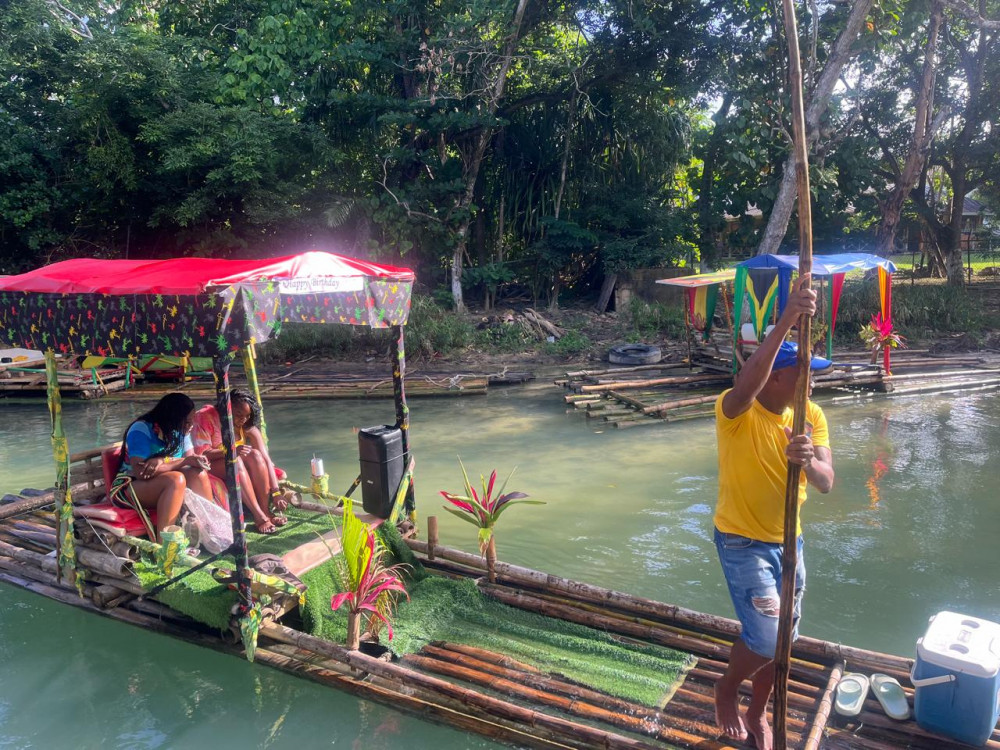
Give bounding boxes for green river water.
[1,385,998,749]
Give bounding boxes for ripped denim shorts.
[714,527,805,659]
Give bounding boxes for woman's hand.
[183,454,211,471]
[134,457,164,480]
[236,444,253,458]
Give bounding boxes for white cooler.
[911,611,1000,746]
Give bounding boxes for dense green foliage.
[2,0,997,307]
[0,0,723,307]
[834,279,997,343]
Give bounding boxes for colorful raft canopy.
[0,250,415,358]
[733,252,896,368]
[656,270,737,340]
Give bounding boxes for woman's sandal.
[254,517,277,534]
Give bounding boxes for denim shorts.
[714,527,805,659]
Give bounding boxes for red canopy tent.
[0,251,416,658]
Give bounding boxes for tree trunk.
[594,273,617,313]
[548,90,577,311]
[347,611,361,651]
[944,170,967,286]
[449,0,532,312]
[755,0,875,255]
[874,2,943,257]
[697,92,734,267]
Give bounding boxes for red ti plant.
[860,312,906,365]
[330,501,408,650]
[440,460,543,583]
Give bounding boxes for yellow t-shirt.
[713,389,830,543]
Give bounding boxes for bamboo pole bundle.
[256,644,581,750]
[424,642,819,729]
[403,538,915,675]
[259,622,679,750]
[642,395,719,415]
[578,374,729,393]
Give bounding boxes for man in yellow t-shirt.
[713,275,835,750]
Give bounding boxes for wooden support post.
[427,516,438,562]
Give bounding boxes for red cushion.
[101,446,122,496]
[74,502,157,538]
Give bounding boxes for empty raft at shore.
[558,352,1000,429]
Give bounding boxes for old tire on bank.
[608,344,662,366]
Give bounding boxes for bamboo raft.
[0,359,134,399]
[1,449,997,749]
[92,373,490,401]
[558,354,1000,429]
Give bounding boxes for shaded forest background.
[2,0,998,310]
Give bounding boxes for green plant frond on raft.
[328,500,409,640]
[439,460,544,552]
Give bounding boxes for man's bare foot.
[714,679,748,741]
[746,710,772,750]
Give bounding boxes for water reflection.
[1,387,999,745]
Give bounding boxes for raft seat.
[71,446,157,538]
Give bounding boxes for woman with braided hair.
[111,393,213,541]
[192,388,291,534]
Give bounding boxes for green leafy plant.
[440,460,543,583]
[329,501,408,649]
[859,313,907,365]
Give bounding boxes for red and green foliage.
[330,501,408,645]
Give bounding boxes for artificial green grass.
[308,575,695,708]
[132,506,340,632]
[131,514,694,708]
[246,505,340,556]
[134,560,237,631]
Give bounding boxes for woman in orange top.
[192,389,290,534]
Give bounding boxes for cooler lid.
[916,611,1000,678]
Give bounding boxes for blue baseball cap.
[772,341,832,372]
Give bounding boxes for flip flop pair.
[835,672,910,720]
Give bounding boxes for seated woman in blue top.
[110,393,212,541]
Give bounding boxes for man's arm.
[721,274,817,419]
[786,435,835,493]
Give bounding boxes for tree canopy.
[1,0,997,296]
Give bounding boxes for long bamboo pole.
[774,0,815,745]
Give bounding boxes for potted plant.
[330,501,408,650]
[440,460,542,583]
[859,313,906,365]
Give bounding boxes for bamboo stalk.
[579,374,728,393]
[642,394,718,415]
[260,622,670,750]
[773,0,815,743]
[565,363,689,378]
[403,652,743,749]
[255,645,579,750]
[426,515,438,562]
[804,660,845,750]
